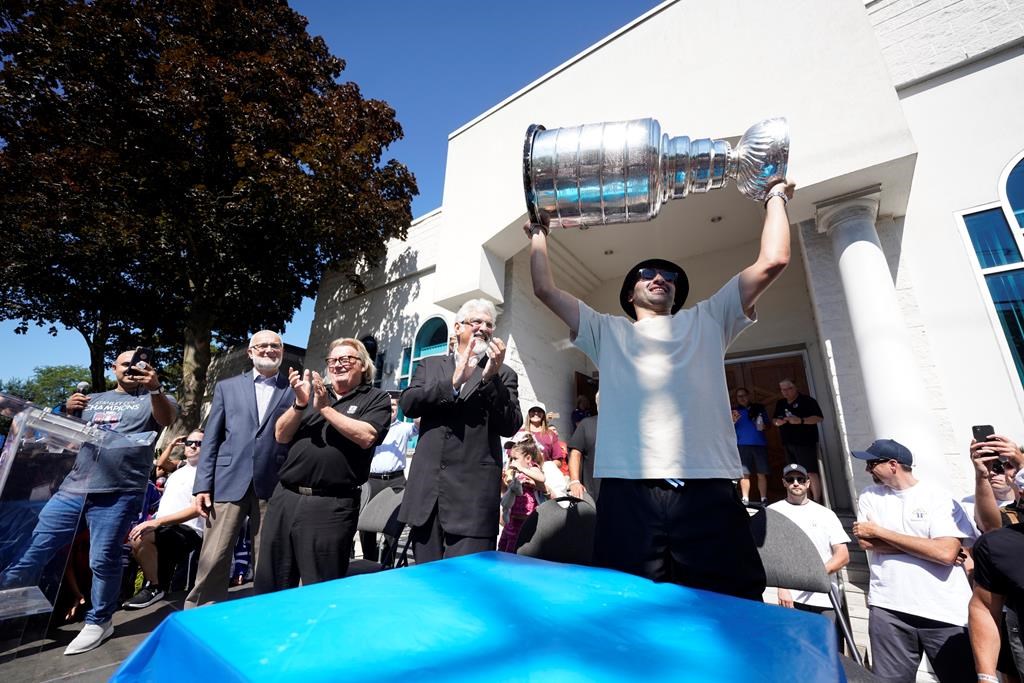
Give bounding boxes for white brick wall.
[867,0,1024,85]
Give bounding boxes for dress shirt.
[370,420,418,474]
[253,369,277,424]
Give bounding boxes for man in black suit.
[398,299,522,563]
[185,329,295,608]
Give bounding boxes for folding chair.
[515,493,597,565]
[348,487,405,576]
[749,506,874,677]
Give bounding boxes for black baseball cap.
[850,439,914,467]
[619,258,689,320]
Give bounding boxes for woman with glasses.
[254,338,392,592]
[520,401,566,464]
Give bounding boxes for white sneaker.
[64,621,113,655]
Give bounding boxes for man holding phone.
[0,348,177,654]
[969,426,1022,533]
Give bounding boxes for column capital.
[814,185,881,234]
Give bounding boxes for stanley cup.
[522,117,789,229]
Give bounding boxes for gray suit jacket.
[193,370,295,501]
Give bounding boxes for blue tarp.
[113,552,844,682]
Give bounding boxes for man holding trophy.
[523,116,793,600]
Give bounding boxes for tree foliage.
[0,364,98,408]
[0,0,417,432]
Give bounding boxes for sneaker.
[64,621,113,655]
[124,585,165,610]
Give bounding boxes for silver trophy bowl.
[522,117,789,229]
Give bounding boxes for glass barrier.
[0,392,156,671]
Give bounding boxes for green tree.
[0,364,96,408]
[1,0,417,434]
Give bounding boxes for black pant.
[409,502,495,564]
[254,484,360,594]
[359,472,405,564]
[154,524,202,588]
[593,478,766,601]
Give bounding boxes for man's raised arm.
[525,221,580,336]
[739,180,795,317]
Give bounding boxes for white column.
[817,192,946,483]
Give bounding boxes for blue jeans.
[1,490,142,625]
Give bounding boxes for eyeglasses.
[458,317,495,330]
[866,458,890,469]
[185,440,202,447]
[784,476,807,484]
[637,268,679,283]
[325,355,360,367]
[250,342,282,351]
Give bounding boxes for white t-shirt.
[768,499,851,608]
[573,274,753,479]
[156,462,203,536]
[857,480,973,626]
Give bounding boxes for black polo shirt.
[278,384,392,489]
[974,523,1024,613]
[773,393,823,446]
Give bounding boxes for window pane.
[985,270,1024,387]
[400,347,411,376]
[964,208,1021,268]
[1007,157,1024,231]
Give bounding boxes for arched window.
[398,316,451,391]
[961,153,1024,386]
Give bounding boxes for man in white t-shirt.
[124,430,205,609]
[850,439,976,682]
[524,179,794,600]
[768,464,850,624]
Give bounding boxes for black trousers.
[254,484,360,594]
[409,502,495,564]
[153,524,202,588]
[358,472,405,564]
[593,478,766,601]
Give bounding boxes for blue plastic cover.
[113,552,844,682]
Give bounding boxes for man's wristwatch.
[149,386,164,395]
[293,401,308,410]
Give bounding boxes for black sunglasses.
[866,458,890,469]
[637,267,679,283]
[784,476,807,484]
[185,440,202,447]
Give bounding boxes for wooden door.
[725,355,812,502]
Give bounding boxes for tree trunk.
[84,330,108,393]
[171,322,212,436]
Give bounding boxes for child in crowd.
[498,435,545,553]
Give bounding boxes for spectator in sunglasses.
[767,464,850,633]
[125,431,206,610]
[524,178,795,601]
[851,439,977,682]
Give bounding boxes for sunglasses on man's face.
[636,268,679,283]
[784,476,807,484]
[185,440,202,448]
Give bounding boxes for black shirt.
[277,384,392,489]
[567,415,600,500]
[773,393,823,446]
[973,523,1024,613]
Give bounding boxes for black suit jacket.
[398,354,522,538]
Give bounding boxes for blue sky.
[1,0,663,383]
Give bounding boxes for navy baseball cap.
[782,464,808,477]
[850,439,914,467]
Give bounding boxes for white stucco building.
[311,0,1024,503]
[308,0,1024,666]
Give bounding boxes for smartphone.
[126,346,155,376]
[972,425,995,443]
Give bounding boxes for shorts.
[738,445,769,476]
[783,442,820,474]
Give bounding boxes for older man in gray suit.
[185,330,295,609]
